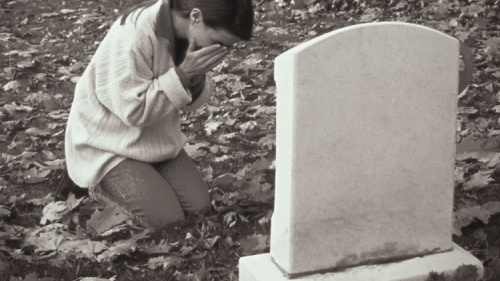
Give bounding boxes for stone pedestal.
[240,243,483,281]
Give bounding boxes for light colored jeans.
[91,149,211,227]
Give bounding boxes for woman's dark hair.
[120,0,254,41]
[120,1,156,25]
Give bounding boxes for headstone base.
[239,243,483,281]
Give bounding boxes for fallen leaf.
[60,9,76,14]
[24,168,51,184]
[39,203,68,225]
[179,244,195,256]
[145,239,172,255]
[239,234,268,255]
[10,273,55,281]
[2,80,21,92]
[458,107,478,114]
[99,224,129,237]
[213,173,241,189]
[224,212,238,228]
[239,121,258,134]
[453,201,500,236]
[58,239,107,256]
[147,256,186,270]
[43,159,65,169]
[359,9,380,23]
[231,57,265,75]
[463,170,493,190]
[25,127,51,137]
[209,145,230,154]
[241,182,274,202]
[96,230,150,262]
[96,244,133,262]
[213,155,230,162]
[462,4,485,17]
[86,205,129,235]
[238,158,272,178]
[451,264,479,281]
[29,223,66,237]
[205,121,222,136]
[258,134,276,148]
[25,232,66,253]
[24,92,60,111]
[226,80,248,93]
[197,236,220,250]
[486,154,500,168]
[185,143,207,159]
[17,60,36,69]
[266,27,288,36]
[258,210,273,227]
[40,194,85,225]
[488,130,500,137]
[47,110,69,120]
[18,49,40,57]
[212,191,239,206]
[455,166,465,184]
[3,104,16,116]
[41,150,57,161]
[201,165,213,182]
[0,205,11,219]
[217,132,238,144]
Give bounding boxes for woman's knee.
[186,195,212,215]
[142,208,186,227]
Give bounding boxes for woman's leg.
[154,149,211,216]
[93,159,185,227]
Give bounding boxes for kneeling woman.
[64,0,254,227]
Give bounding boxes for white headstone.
[269,22,461,275]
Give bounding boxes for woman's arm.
[174,67,215,112]
[94,31,192,127]
[183,75,214,112]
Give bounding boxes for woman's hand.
[190,73,205,86]
[179,39,228,79]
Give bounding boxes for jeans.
[91,149,211,227]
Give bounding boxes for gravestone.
[239,22,483,281]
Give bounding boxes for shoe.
[54,168,89,201]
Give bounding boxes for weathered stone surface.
[271,22,460,275]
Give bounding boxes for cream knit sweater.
[65,0,213,187]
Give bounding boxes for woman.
[62,0,254,227]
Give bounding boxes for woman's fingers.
[180,44,228,77]
[193,44,224,57]
[202,50,228,71]
[195,48,227,69]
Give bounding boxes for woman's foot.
[54,169,88,201]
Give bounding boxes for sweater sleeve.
[174,68,206,100]
[183,75,215,112]
[95,31,192,127]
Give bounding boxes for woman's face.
[187,9,241,50]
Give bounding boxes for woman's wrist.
[175,67,193,88]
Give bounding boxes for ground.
[1,0,500,280]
